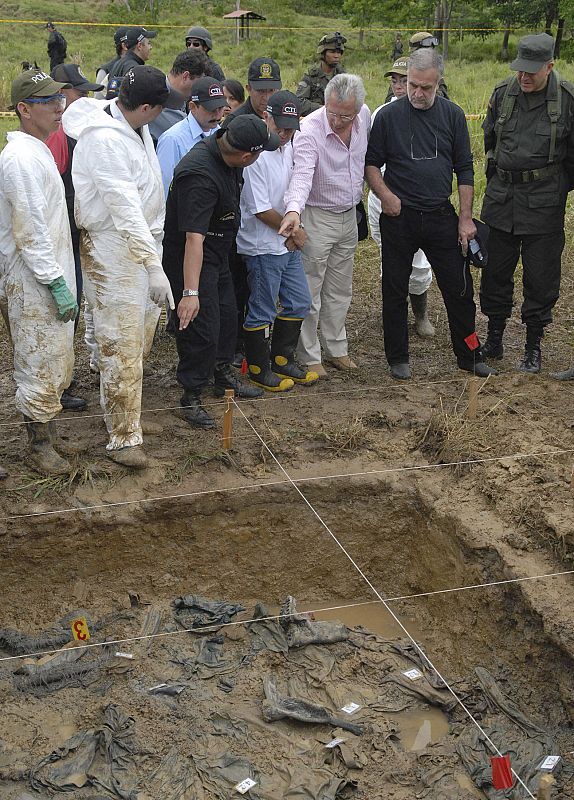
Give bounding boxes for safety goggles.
[23,93,66,108]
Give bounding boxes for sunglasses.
[186,39,204,48]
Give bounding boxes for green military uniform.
[296,62,346,116]
[479,33,574,373]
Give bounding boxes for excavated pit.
[1,479,573,798]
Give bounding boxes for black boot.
[25,416,71,475]
[271,317,319,385]
[213,362,264,399]
[518,325,543,374]
[480,317,506,360]
[60,388,87,411]
[180,390,215,428]
[244,327,294,392]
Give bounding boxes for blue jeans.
[243,251,311,329]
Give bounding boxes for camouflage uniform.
[296,32,347,117]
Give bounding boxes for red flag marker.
[491,754,513,790]
[241,358,248,375]
[465,332,480,351]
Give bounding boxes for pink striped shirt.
[284,104,371,215]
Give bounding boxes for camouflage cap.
[409,31,439,48]
[384,58,408,77]
[317,31,347,55]
[510,33,554,72]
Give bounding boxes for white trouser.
[297,205,358,365]
[2,263,74,422]
[81,232,160,450]
[367,190,433,296]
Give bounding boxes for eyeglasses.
[23,94,66,109]
[326,110,356,123]
[186,39,204,48]
[410,131,438,160]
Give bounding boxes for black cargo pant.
[379,202,478,366]
[175,258,237,392]
[479,227,564,327]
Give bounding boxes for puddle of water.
[389,707,450,751]
[315,601,424,641]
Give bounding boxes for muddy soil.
[1,236,574,797]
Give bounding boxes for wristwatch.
[182,289,199,297]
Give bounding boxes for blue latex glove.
[48,276,79,322]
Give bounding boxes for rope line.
[232,398,536,797]
[2,445,572,521]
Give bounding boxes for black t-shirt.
[365,95,473,211]
[162,135,242,297]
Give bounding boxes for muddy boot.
[271,317,319,385]
[107,445,149,469]
[25,417,71,476]
[180,390,215,429]
[213,362,264,399]
[390,362,411,380]
[480,317,505,360]
[410,292,435,338]
[550,365,574,381]
[60,387,86,411]
[244,327,294,392]
[140,418,163,435]
[518,325,543,374]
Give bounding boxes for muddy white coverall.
[0,132,75,421]
[63,98,166,450]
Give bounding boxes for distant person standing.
[296,32,347,117]
[409,32,449,98]
[185,26,225,82]
[45,21,67,71]
[95,27,128,98]
[392,33,403,60]
[106,27,158,100]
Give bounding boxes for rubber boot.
[271,317,319,385]
[25,417,71,476]
[60,388,86,411]
[518,325,543,374]
[107,446,149,469]
[409,292,435,338]
[180,390,216,429]
[480,317,506,360]
[213,362,264,399]
[243,327,294,392]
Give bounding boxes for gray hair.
[325,73,366,112]
[408,48,444,77]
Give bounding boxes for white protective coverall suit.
[63,97,166,451]
[0,132,75,421]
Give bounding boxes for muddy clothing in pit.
[365,95,479,370]
[0,132,75,421]
[480,69,574,329]
[296,63,345,117]
[162,133,240,392]
[63,97,166,451]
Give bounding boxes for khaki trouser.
[297,205,358,365]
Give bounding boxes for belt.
[495,163,561,184]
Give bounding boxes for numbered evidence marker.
[340,702,361,715]
[403,668,423,681]
[71,616,90,642]
[538,756,561,772]
[235,778,257,794]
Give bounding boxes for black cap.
[121,26,157,49]
[114,26,128,46]
[510,33,554,71]
[223,114,281,153]
[121,65,169,107]
[266,90,300,129]
[247,57,281,90]
[190,77,227,110]
[51,63,104,92]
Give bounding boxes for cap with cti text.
[222,113,281,153]
[190,77,228,110]
[10,68,71,109]
[247,57,281,90]
[121,65,169,107]
[384,58,408,77]
[266,90,300,129]
[510,33,555,72]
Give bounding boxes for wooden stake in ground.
[537,773,554,799]
[223,389,234,450]
[467,377,479,419]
